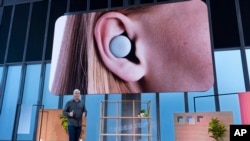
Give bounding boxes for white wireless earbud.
[110,35,131,58]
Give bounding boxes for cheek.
[136,5,211,69]
[140,23,211,77]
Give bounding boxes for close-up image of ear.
[49,1,214,95]
[94,12,146,83]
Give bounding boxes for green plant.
[139,109,149,117]
[59,114,68,132]
[208,118,227,141]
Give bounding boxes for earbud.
[110,35,131,58]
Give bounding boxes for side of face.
[130,0,214,91]
[94,0,214,93]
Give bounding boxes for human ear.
[94,12,146,82]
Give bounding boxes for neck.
[74,98,79,102]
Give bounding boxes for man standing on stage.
[63,89,87,141]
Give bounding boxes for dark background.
[0,0,250,64]
[0,1,250,141]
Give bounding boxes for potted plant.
[139,109,149,117]
[59,114,68,133]
[208,117,227,141]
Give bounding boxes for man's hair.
[73,89,80,94]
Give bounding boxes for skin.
[125,0,213,92]
[94,0,213,93]
[73,89,81,102]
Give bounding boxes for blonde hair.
[52,10,137,95]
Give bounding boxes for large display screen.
[49,0,214,95]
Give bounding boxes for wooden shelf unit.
[99,100,152,141]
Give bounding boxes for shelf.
[100,133,152,136]
[100,116,151,119]
[99,100,152,141]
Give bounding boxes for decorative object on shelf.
[208,117,227,141]
[59,114,68,133]
[139,109,149,117]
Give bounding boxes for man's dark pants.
[68,125,81,141]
